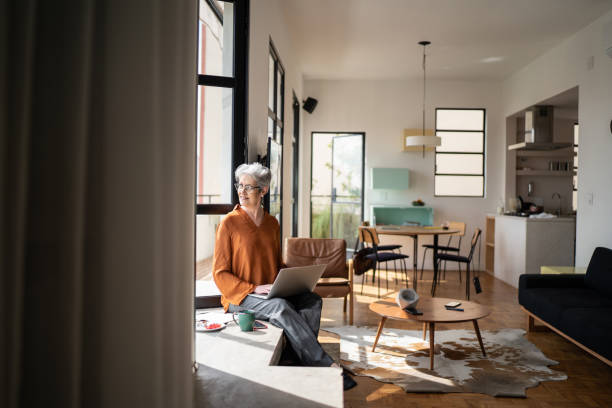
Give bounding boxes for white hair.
[234,163,271,188]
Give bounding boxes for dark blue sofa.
[518,247,612,366]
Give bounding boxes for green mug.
[233,310,255,331]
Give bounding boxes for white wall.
[501,10,612,266]
[302,79,503,269]
[249,0,303,240]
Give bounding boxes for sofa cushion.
[560,307,612,361]
[520,287,612,328]
[584,247,612,298]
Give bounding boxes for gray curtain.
[2,1,196,407]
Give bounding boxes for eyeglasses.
[234,183,261,193]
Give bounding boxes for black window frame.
[434,108,486,198]
[264,39,285,237]
[291,91,300,237]
[572,122,578,211]
[195,0,249,309]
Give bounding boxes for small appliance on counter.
[517,196,543,215]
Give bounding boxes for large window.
[434,108,485,197]
[195,0,249,306]
[266,41,284,235]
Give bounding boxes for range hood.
[508,106,573,151]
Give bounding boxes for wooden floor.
[319,268,612,407]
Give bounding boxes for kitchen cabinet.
[494,215,575,288]
[371,168,410,189]
[371,206,433,226]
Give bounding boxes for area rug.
[324,326,567,397]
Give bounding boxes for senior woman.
[212,163,356,389]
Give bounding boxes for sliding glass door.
[311,132,364,248]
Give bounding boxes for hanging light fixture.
[404,41,441,157]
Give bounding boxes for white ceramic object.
[396,288,419,310]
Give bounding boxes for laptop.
[250,264,327,300]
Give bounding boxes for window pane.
[311,196,330,239]
[277,69,283,119]
[269,140,282,224]
[198,1,233,77]
[196,85,233,204]
[574,124,579,145]
[196,214,224,296]
[331,203,361,245]
[268,117,274,140]
[436,131,483,152]
[572,190,577,212]
[435,176,483,196]
[436,109,484,131]
[268,55,275,111]
[311,133,333,196]
[436,154,483,174]
[331,135,363,244]
[276,124,282,144]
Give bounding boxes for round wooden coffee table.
[369,297,490,370]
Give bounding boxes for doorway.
[310,132,365,248]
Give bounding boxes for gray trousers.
[229,292,334,367]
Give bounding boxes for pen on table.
[445,307,464,311]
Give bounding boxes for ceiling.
[281,0,612,80]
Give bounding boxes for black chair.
[420,221,466,281]
[355,221,402,251]
[359,227,410,298]
[435,228,481,300]
[355,221,404,285]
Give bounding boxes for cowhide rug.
[324,326,567,397]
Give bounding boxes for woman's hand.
[254,284,272,294]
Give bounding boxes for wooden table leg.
[422,322,427,340]
[473,319,486,357]
[429,322,435,370]
[372,316,387,352]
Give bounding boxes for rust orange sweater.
[212,205,282,311]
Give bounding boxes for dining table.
[375,225,460,296]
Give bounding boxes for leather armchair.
[283,238,354,325]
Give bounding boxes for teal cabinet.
[371,168,410,190]
[372,206,434,227]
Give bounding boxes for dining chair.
[435,228,481,300]
[420,221,466,281]
[358,227,410,298]
[283,237,354,325]
[355,221,404,284]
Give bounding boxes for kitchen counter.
[498,214,576,222]
[494,215,576,288]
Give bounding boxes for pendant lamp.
[405,41,441,157]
